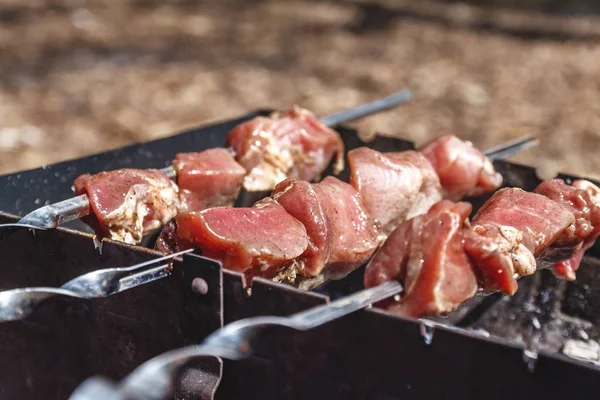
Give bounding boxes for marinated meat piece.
[534,179,594,252]
[548,179,600,280]
[365,179,600,318]
[572,179,600,248]
[348,147,443,235]
[74,169,180,245]
[226,106,345,192]
[175,198,309,279]
[420,134,502,200]
[311,177,383,280]
[364,200,478,318]
[462,226,526,295]
[464,188,574,294]
[173,149,246,213]
[273,176,382,283]
[271,179,332,278]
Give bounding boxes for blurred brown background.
[1,0,600,179]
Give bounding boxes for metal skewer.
[319,90,412,127]
[7,89,413,231]
[0,249,193,322]
[68,280,403,400]
[484,133,539,161]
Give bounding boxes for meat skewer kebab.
[73,131,537,245]
[155,133,537,289]
[363,178,600,318]
[73,149,248,244]
[0,134,540,325]
[73,104,351,244]
[8,89,413,233]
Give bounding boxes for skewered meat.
[159,176,381,286]
[74,108,344,244]
[226,106,345,192]
[536,179,600,280]
[175,198,310,279]
[348,135,502,235]
[173,149,246,213]
[269,179,332,280]
[74,169,179,244]
[365,178,600,318]
[76,129,504,248]
[364,200,478,317]
[348,148,443,236]
[420,134,502,200]
[272,177,382,284]
[155,135,506,288]
[464,179,600,293]
[75,149,245,243]
[464,186,575,294]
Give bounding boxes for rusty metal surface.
[0,213,223,400]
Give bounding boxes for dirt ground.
[1,0,600,180]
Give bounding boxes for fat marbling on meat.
[364,200,478,317]
[74,169,179,244]
[226,106,345,192]
[173,148,246,213]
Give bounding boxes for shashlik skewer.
[72,104,351,244]
[0,135,538,323]
[9,90,413,232]
[154,133,536,290]
[74,131,536,245]
[364,178,600,318]
[72,149,247,244]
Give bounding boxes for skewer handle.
[17,194,90,229]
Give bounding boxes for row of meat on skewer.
[35,103,600,320]
[74,106,345,244]
[155,133,502,289]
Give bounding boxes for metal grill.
[1,111,599,399]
